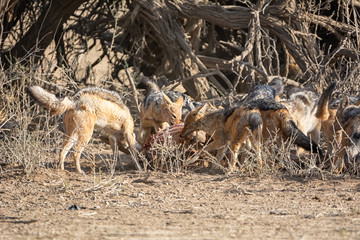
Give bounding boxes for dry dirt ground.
[1,163,360,240]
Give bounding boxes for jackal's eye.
[171,113,177,119]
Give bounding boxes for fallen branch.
[125,68,141,114]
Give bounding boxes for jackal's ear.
[339,96,350,111]
[196,103,210,116]
[175,96,183,107]
[162,91,173,105]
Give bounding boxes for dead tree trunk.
[1,0,87,67]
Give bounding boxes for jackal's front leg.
[138,126,152,146]
[155,122,170,132]
[109,135,124,171]
[206,140,228,173]
[124,130,143,172]
[228,132,250,174]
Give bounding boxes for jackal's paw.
[225,166,243,175]
[226,168,234,175]
[76,169,86,175]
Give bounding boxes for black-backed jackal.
[281,82,337,155]
[137,79,183,146]
[179,103,262,172]
[180,95,322,173]
[163,90,203,121]
[325,95,360,173]
[27,86,142,173]
[322,94,360,157]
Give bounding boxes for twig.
[215,64,233,90]
[219,40,245,52]
[267,76,300,87]
[175,70,218,84]
[254,2,268,76]
[175,31,228,95]
[234,60,268,79]
[232,9,257,91]
[125,68,140,114]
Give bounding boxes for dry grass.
[1,26,360,180]
[0,64,62,174]
[139,134,197,174]
[0,61,359,180]
[136,127,331,179]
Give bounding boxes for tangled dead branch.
[1,0,360,99]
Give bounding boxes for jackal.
[180,103,263,172]
[245,98,323,157]
[163,90,203,121]
[180,97,322,173]
[325,96,360,173]
[232,79,284,108]
[322,94,360,157]
[281,82,337,155]
[27,86,142,173]
[137,79,183,145]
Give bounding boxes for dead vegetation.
[2,0,360,95]
[2,4,360,239]
[1,0,360,178]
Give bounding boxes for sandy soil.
[1,164,360,240]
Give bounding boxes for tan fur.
[319,94,360,173]
[322,108,340,156]
[252,106,322,161]
[281,83,336,155]
[27,86,75,115]
[225,108,263,171]
[331,97,350,173]
[281,94,321,155]
[181,101,322,173]
[138,92,183,145]
[28,86,142,173]
[180,104,263,173]
[322,97,360,158]
[326,96,360,173]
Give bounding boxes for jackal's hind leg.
[249,127,263,168]
[72,143,86,173]
[71,110,95,173]
[59,135,76,171]
[228,124,257,173]
[73,128,94,173]
[229,138,248,174]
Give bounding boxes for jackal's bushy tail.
[27,86,75,115]
[315,82,337,120]
[283,120,323,157]
[137,78,161,94]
